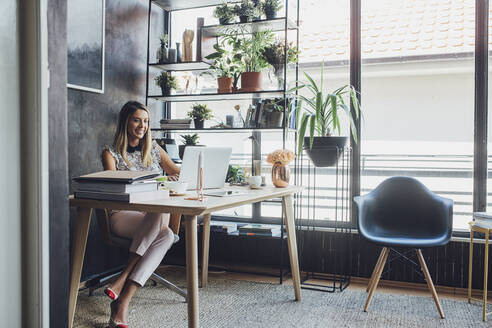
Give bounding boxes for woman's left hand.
[167,174,179,181]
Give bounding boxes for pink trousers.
[110,210,174,287]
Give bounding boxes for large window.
[360,0,475,231]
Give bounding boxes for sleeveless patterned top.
[103,140,162,173]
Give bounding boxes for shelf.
[148,90,285,102]
[202,18,298,38]
[152,0,239,11]
[152,127,296,133]
[149,61,210,71]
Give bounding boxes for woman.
[101,100,180,328]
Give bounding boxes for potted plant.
[188,103,213,129]
[220,27,273,92]
[214,2,235,25]
[262,39,299,89]
[293,62,360,167]
[226,165,245,185]
[239,30,274,91]
[262,0,282,20]
[204,42,242,93]
[157,33,169,63]
[233,0,258,23]
[179,133,200,159]
[155,71,179,96]
[259,98,285,128]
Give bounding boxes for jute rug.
[74,269,488,328]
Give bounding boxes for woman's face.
[127,109,149,140]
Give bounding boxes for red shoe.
[108,318,128,328]
[104,287,119,300]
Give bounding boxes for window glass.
[361,0,475,231]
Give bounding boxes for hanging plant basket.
[303,136,348,167]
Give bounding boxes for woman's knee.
[145,212,169,230]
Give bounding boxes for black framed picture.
[67,0,105,93]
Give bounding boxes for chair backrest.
[354,176,453,241]
[95,209,132,248]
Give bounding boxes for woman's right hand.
[167,174,179,181]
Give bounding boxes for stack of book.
[73,171,168,203]
[473,212,492,229]
[238,224,281,237]
[160,118,192,129]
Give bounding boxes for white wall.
[0,0,22,326]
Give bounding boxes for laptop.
[179,146,232,190]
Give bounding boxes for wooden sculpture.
[183,29,194,62]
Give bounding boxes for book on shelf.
[473,212,492,229]
[74,179,158,193]
[74,189,169,203]
[238,223,281,236]
[74,170,159,184]
[209,221,238,233]
[160,124,192,129]
[160,118,191,124]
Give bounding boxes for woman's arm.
[102,150,117,170]
[158,145,180,178]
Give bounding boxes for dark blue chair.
[354,176,453,319]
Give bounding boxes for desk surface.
[69,185,302,216]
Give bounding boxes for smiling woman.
[100,100,181,327]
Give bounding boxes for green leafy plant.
[154,71,178,91]
[262,0,282,14]
[262,40,299,72]
[159,33,169,48]
[292,62,360,154]
[187,103,213,121]
[263,98,285,112]
[220,27,274,73]
[226,165,245,183]
[233,0,259,21]
[180,133,199,146]
[214,2,235,24]
[204,42,242,80]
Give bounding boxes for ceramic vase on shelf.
[176,42,182,62]
[271,163,290,188]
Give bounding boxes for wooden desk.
[68,186,302,328]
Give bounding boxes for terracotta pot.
[217,77,233,93]
[271,163,290,188]
[240,72,262,92]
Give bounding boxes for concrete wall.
[0,0,22,326]
[68,0,165,280]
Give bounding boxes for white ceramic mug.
[163,181,188,194]
[248,176,262,188]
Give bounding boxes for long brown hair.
[113,101,153,168]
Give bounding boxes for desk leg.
[468,231,473,303]
[484,234,489,322]
[68,207,92,328]
[201,214,211,288]
[282,194,301,301]
[185,215,199,328]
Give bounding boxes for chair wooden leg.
[364,247,389,312]
[367,248,386,292]
[416,249,445,319]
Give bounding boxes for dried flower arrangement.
[266,149,296,165]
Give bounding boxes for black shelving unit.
[144,0,300,283]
